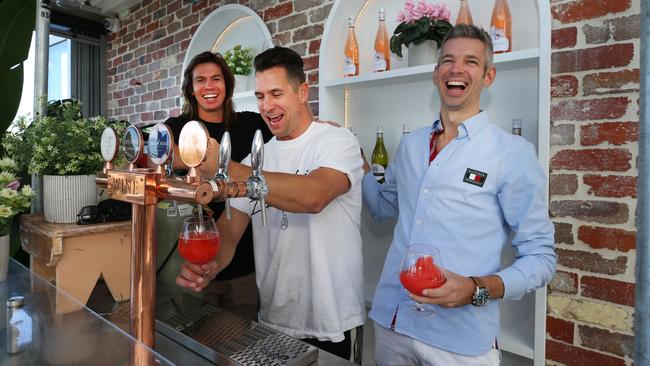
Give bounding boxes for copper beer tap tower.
[96,121,267,364]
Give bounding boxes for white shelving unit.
[182,4,272,113]
[319,1,551,365]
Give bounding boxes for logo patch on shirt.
[463,168,487,187]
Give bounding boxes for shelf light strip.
[212,16,252,52]
[345,0,371,130]
[355,0,372,27]
[344,87,350,129]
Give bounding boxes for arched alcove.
[183,4,272,112]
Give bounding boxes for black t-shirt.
[165,112,273,280]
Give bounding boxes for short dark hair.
[438,24,494,72]
[181,51,236,127]
[253,46,306,89]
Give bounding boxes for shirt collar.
[433,111,489,140]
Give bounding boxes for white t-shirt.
[230,122,366,342]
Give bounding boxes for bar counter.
[1,259,354,365]
[0,259,172,365]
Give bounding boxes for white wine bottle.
[371,126,388,183]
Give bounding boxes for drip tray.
[152,292,318,366]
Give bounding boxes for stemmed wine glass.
[399,244,446,317]
[178,215,221,265]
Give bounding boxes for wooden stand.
[20,214,132,314]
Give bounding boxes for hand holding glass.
[178,215,220,265]
[399,244,446,316]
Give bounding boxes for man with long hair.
[165,51,273,320]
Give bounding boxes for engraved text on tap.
[108,171,147,204]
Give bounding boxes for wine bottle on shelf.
[402,123,410,135]
[373,8,390,73]
[372,126,388,183]
[490,0,512,53]
[456,0,473,25]
[344,15,359,77]
[512,118,522,136]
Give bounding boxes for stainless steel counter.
[0,259,173,365]
[1,258,354,365]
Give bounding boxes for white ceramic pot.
[0,234,9,281]
[408,40,438,67]
[234,74,248,93]
[43,175,97,224]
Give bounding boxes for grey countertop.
[1,259,354,365]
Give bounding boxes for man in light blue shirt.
[362,24,556,365]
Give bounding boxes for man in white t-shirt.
[176,46,366,360]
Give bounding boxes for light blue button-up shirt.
[363,111,556,356]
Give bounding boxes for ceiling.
[88,0,141,17]
[53,0,142,19]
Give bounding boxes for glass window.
[12,33,72,128]
[48,35,71,101]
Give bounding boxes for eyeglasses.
[76,205,103,225]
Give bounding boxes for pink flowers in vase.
[391,0,453,58]
[397,0,451,23]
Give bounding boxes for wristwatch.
[469,276,489,307]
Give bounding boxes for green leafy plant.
[224,45,253,75]
[390,0,453,58]
[3,100,128,176]
[0,157,34,236]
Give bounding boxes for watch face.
[472,287,489,307]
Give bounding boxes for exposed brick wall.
[106,0,333,125]
[548,0,639,365]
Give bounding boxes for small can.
[7,296,29,354]
[511,118,522,136]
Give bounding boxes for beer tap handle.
[166,149,179,213]
[215,132,232,219]
[248,130,268,226]
[250,130,264,175]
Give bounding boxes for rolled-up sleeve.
[362,166,399,221]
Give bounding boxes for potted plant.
[390,0,453,66]
[3,99,127,223]
[224,44,253,93]
[0,157,34,280]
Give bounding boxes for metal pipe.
[129,203,157,365]
[636,0,650,363]
[96,173,214,205]
[34,0,49,117]
[157,179,213,204]
[31,0,50,215]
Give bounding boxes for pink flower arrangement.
[397,0,451,23]
[390,0,453,58]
